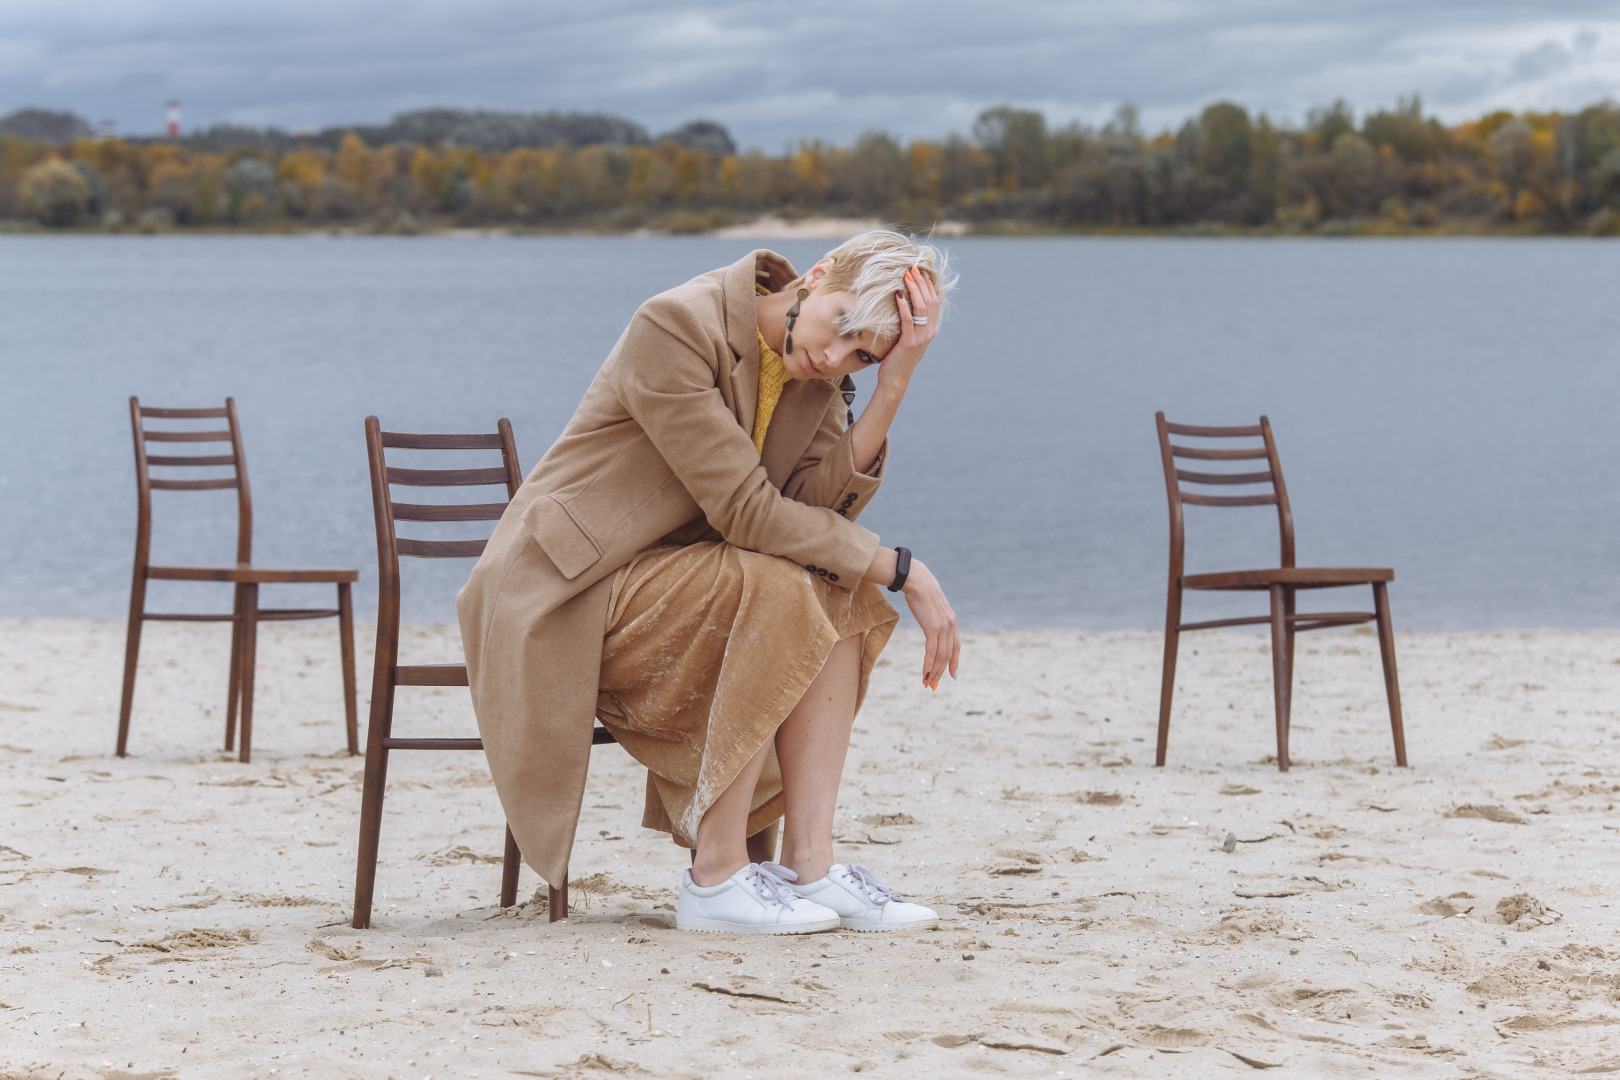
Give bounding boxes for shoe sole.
[675,915,841,935]
[840,916,941,932]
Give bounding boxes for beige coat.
[457,250,888,888]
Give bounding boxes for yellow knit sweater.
[752,283,789,453]
[753,331,789,453]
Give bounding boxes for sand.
[2,616,1618,1078]
[711,217,970,240]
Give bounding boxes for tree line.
[3,99,1619,234]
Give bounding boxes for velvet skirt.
[595,540,897,847]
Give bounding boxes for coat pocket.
[522,496,604,580]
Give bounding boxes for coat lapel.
[760,378,837,489]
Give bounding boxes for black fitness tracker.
[888,547,911,592]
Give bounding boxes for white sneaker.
[675,862,841,934]
[788,863,940,932]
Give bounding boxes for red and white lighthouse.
[166,101,181,138]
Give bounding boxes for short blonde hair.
[791,229,955,344]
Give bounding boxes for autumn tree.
[973,106,1048,191]
[20,159,91,226]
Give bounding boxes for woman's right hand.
[902,559,960,690]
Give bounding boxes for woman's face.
[782,261,896,381]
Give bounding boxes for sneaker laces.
[842,864,896,906]
[751,862,801,906]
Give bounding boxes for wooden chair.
[118,398,359,764]
[1154,413,1406,772]
[351,416,778,928]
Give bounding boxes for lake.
[1,234,1616,630]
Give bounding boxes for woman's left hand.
[876,268,940,393]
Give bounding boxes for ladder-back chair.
[351,417,780,928]
[351,417,531,928]
[119,397,359,764]
[1154,413,1406,772]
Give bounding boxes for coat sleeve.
[609,299,880,587]
[781,396,886,525]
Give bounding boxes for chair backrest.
[363,417,522,684]
[1154,412,1295,579]
[129,397,252,569]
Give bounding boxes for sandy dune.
[2,617,1618,1078]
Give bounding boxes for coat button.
[828,572,839,582]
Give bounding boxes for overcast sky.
[3,1,1617,147]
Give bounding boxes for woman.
[458,230,960,934]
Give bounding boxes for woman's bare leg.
[776,634,863,884]
[690,742,771,886]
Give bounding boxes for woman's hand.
[876,267,941,394]
[901,558,960,690]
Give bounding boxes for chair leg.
[1155,584,1183,767]
[351,679,396,930]
[225,584,244,752]
[746,820,780,864]
[1283,582,1296,718]
[549,877,568,923]
[1269,584,1290,772]
[116,574,147,758]
[337,583,359,757]
[1283,585,1297,744]
[1372,583,1408,767]
[237,584,260,764]
[500,826,521,908]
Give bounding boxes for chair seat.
[148,562,360,584]
[1182,566,1393,591]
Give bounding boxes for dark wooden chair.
[351,416,778,929]
[1154,413,1406,772]
[350,417,526,929]
[118,397,359,764]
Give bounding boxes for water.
[1,235,1616,629]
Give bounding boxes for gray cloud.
[1,1,1617,147]
[1513,40,1574,81]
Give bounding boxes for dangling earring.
[784,287,808,356]
[843,388,856,426]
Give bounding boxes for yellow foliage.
[1474,110,1516,140]
[409,146,439,199]
[674,148,710,203]
[908,140,943,174]
[3,98,1615,231]
[20,158,91,225]
[790,146,828,192]
[333,134,371,188]
[716,155,740,201]
[277,150,325,194]
[1514,189,1546,220]
[491,147,560,213]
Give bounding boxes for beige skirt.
[595,540,898,848]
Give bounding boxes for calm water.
[1,235,1616,629]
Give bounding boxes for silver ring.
[911,315,928,325]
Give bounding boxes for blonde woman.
[459,231,960,933]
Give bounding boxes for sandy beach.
[2,617,1618,1078]
[710,217,971,240]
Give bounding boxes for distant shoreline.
[1,213,1612,239]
